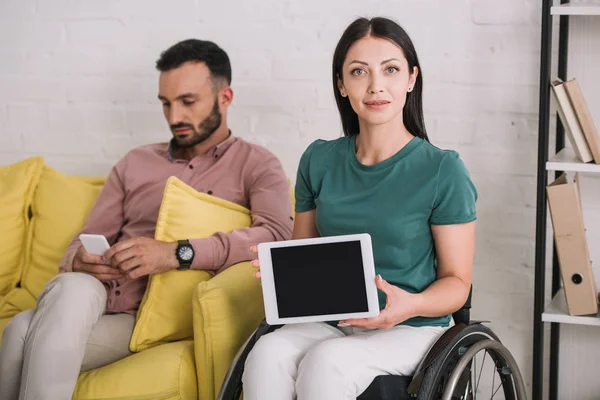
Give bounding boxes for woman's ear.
[408,66,419,92]
[337,77,347,97]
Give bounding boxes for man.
[0,39,293,400]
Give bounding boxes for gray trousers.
[0,272,135,400]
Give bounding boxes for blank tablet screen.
[270,240,369,318]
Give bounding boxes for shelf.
[546,148,600,173]
[542,289,600,327]
[551,3,600,15]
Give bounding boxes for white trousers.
[242,321,447,400]
[0,273,135,400]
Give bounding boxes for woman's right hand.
[250,245,261,279]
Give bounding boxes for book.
[551,79,594,163]
[563,78,600,164]
[547,173,597,316]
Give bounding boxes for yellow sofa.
[0,157,270,400]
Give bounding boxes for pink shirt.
[59,135,293,314]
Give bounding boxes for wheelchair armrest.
[218,319,282,400]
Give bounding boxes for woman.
[242,16,477,400]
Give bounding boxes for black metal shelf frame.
[533,1,569,399]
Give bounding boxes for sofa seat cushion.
[74,340,197,400]
[0,316,12,347]
[0,288,37,319]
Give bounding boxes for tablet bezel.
[257,233,380,325]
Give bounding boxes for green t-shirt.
[295,135,477,327]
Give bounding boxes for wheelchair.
[218,289,527,400]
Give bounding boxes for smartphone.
[79,234,110,257]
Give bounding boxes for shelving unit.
[551,3,600,15]
[547,148,600,173]
[534,1,600,399]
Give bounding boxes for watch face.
[178,246,194,261]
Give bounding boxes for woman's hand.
[339,275,420,330]
[250,245,261,279]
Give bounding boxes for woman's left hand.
[339,275,419,330]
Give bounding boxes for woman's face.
[338,35,418,129]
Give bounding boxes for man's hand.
[103,237,179,280]
[72,245,124,282]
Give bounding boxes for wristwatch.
[175,239,195,270]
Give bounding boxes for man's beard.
[171,98,222,148]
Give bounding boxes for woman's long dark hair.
[332,17,428,141]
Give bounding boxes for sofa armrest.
[192,261,264,400]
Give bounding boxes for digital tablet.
[257,233,380,325]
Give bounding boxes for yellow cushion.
[129,176,252,352]
[0,157,44,295]
[0,316,12,347]
[0,288,37,320]
[74,340,197,400]
[21,166,104,297]
[193,262,265,400]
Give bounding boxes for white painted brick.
[428,116,476,145]
[229,52,273,83]
[296,112,343,140]
[424,84,539,115]
[0,104,7,128]
[460,147,537,177]
[65,77,158,105]
[124,106,169,136]
[0,50,26,74]
[226,107,252,137]
[249,111,299,139]
[475,236,535,269]
[419,26,504,59]
[316,84,337,110]
[0,76,67,103]
[474,266,533,297]
[0,22,63,49]
[42,155,114,176]
[472,291,533,327]
[48,105,127,135]
[439,57,539,86]
[476,209,536,239]
[23,132,104,156]
[204,26,321,55]
[473,113,538,151]
[198,0,283,23]
[474,173,537,211]
[471,0,538,25]
[114,0,198,23]
[501,26,542,57]
[0,154,29,167]
[271,54,330,82]
[20,50,153,77]
[234,83,318,108]
[0,131,23,153]
[0,0,35,19]
[7,104,50,133]
[65,20,126,49]
[36,0,117,20]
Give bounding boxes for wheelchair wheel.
[418,324,526,400]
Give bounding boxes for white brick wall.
[3,0,600,397]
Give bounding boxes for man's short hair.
[156,39,232,86]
